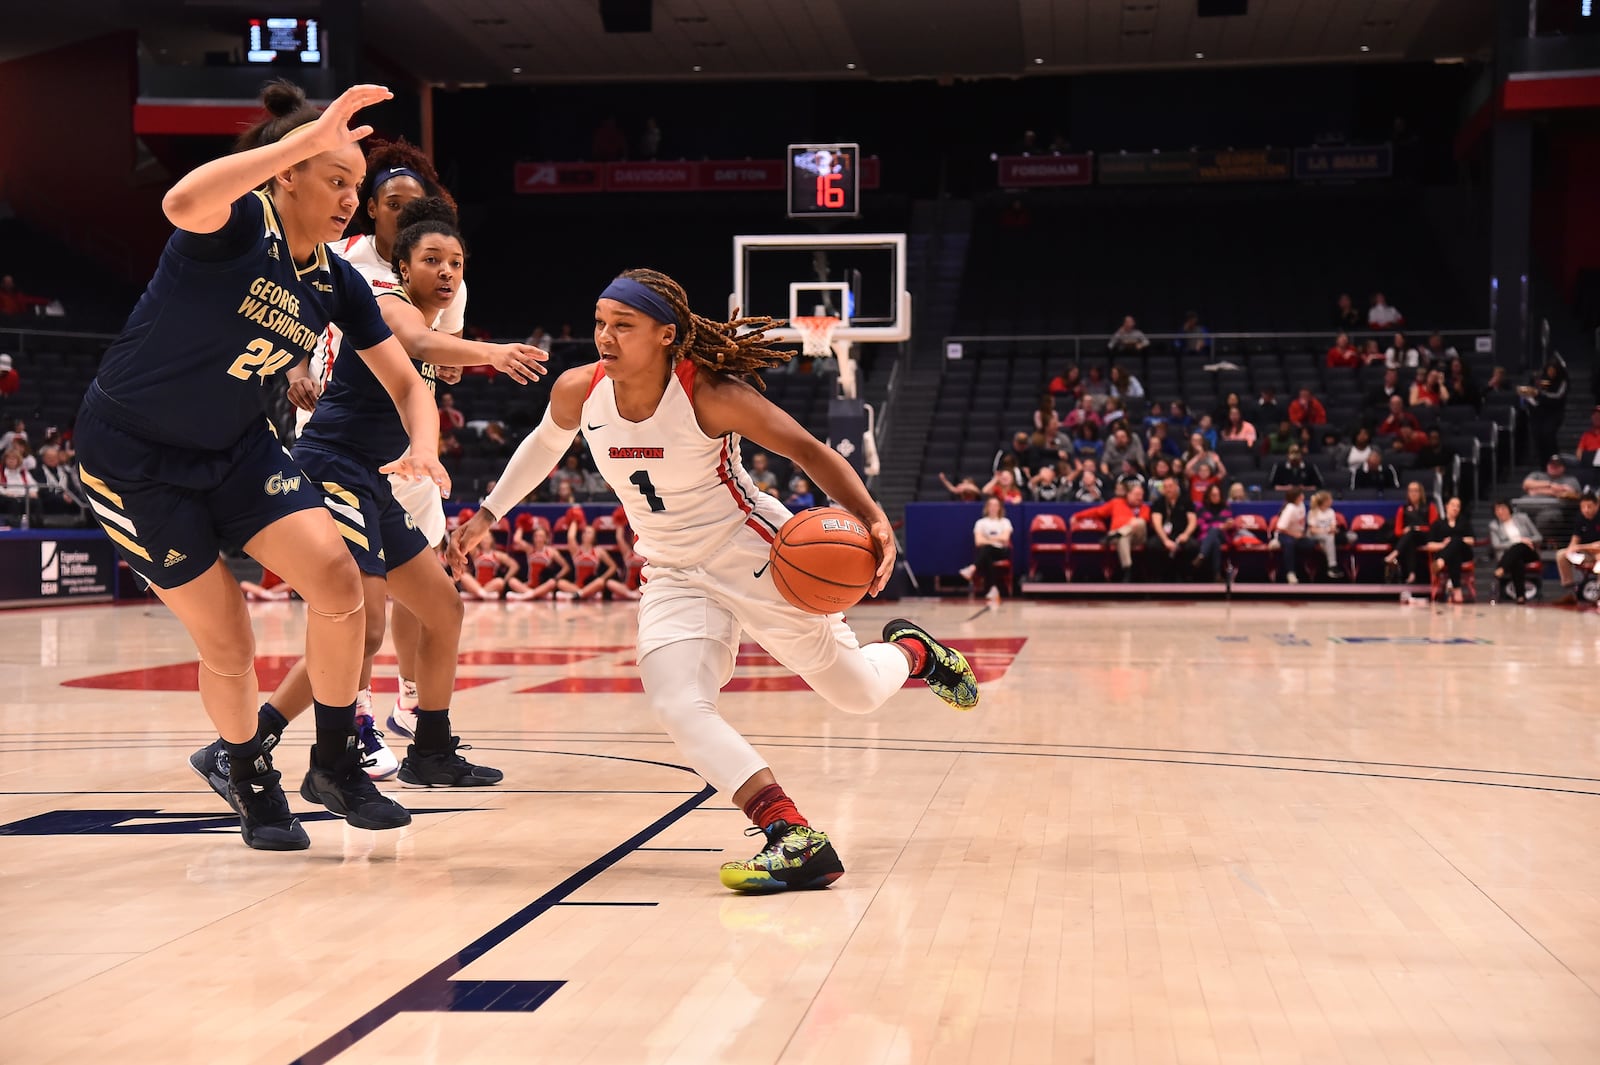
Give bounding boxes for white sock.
[398,678,419,711]
[356,686,374,719]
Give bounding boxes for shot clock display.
[787,143,861,219]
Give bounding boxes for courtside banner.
[0,535,116,607]
[1100,149,1291,185]
[515,158,880,194]
[996,154,1093,187]
[1294,144,1393,180]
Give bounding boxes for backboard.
[731,233,910,347]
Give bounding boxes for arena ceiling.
[9,0,1494,84]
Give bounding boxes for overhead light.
[1194,51,1204,58]
[1033,57,1044,64]
[1359,45,1370,52]
[692,64,702,71]
[511,66,521,74]
[846,62,857,69]
[1435,56,1466,64]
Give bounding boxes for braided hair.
[618,268,792,390]
[358,137,457,227]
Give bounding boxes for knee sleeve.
[639,642,766,797]
[800,642,911,716]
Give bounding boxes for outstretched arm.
[377,297,546,383]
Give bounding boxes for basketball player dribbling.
[284,138,467,750]
[187,199,545,814]
[75,81,448,850]
[450,269,979,892]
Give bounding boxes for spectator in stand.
[1391,424,1427,455]
[1521,359,1569,465]
[1047,364,1082,398]
[998,199,1032,231]
[1385,331,1421,369]
[1071,419,1103,459]
[1484,365,1514,397]
[438,393,466,450]
[1267,445,1322,494]
[1142,400,1167,432]
[0,354,17,397]
[1326,333,1361,369]
[1426,497,1474,603]
[1334,292,1363,331]
[1166,399,1194,433]
[1144,455,1180,499]
[1100,424,1146,477]
[1521,454,1581,500]
[1366,366,1404,416]
[1023,430,1057,478]
[1445,358,1477,408]
[1182,431,1226,479]
[1553,492,1600,603]
[1227,482,1250,503]
[1368,292,1404,329]
[1377,395,1419,437]
[1383,480,1437,581]
[1360,338,1384,366]
[983,468,1024,504]
[549,453,587,501]
[525,324,554,351]
[1033,394,1060,434]
[1249,387,1284,431]
[785,476,817,510]
[1149,476,1198,578]
[1194,482,1237,580]
[0,418,26,454]
[1271,488,1315,584]
[997,431,1035,476]
[1344,426,1376,472]
[1221,406,1257,448]
[1083,364,1110,400]
[958,496,1013,603]
[31,445,84,521]
[0,448,35,523]
[1263,420,1297,456]
[1194,413,1219,450]
[1028,464,1066,502]
[1488,499,1543,603]
[1413,429,1451,472]
[1178,311,1210,354]
[993,451,1024,486]
[1351,449,1401,493]
[1577,407,1600,460]
[1109,364,1144,401]
[1108,316,1150,355]
[1144,421,1179,462]
[748,451,779,494]
[0,275,50,319]
[1425,332,1458,362]
[1072,464,1106,503]
[1101,396,1127,429]
[1186,460,1220,507]
[638,117,663,160]
[1062,393,1101,431]
[1078,482,1151,581]
[1307,490,1343,579]
[938,472,984,501]
[1288,387,1327,428]
[1409,367,1448,407]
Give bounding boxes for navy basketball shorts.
[290,443,431,578]
[74,413,324,590]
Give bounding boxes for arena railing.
[938,328,1493,363]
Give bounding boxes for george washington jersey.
[87,191,389,451]
[296,288,435,468]
[300,232,466,431]
[583,361,788,569]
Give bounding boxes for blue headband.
[600,277,678,328]
[372,166,426,193]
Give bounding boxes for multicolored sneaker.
[387,700,418,740]
[718,821,844,893]
[882,618,979,710]
[355,711,399,781]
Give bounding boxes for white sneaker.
[985,585,1001,602]
[1286,572,1299,585]
[355,711,399,780]
[387,701,418,740]
[959,565,977,581]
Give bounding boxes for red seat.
[1345,512,1390,581]
[1424,543,1477,602]
[1067,515,1113,582]
[1226,513,1275,582]
[1027,514,1069,580]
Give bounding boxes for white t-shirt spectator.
[1369,303,1404,328]
[1275,500,1308,538]
[975,515,1013,547]
[1307,507,1339,538]
[1385,345,1421,369]
[1345,443,1374,471]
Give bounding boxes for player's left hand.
[489,343,549,385]
[868,519,896,597]
[434,364,463,385]
[381,453,452,497]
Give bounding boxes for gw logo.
[264,472,303,496]
[404,513,417,530]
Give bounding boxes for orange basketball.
[768,506,879,614]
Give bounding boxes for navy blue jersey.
[87,191,391,451]
[297,288,436,467]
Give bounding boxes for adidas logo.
[163,548,188,568]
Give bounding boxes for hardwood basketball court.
[2,597,1597,1063]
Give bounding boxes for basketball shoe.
[719,821,844,893]
[397,737,504,788]
[300,742,412,830]
[189,738,236,811]
[882,618,980,709]
[355,710,399,781]
[387,684,419,739]
[228,763,310,851]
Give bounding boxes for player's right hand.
[305,84,393,154]
[287,377,322,412]
[447,511,494,578]
[488,343,549,385]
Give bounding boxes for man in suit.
[31,445,85,522]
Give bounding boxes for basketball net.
[793,316,841,358]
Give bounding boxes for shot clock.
[787,143,861,219]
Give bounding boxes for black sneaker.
[398,737,504,788]
[188,738,238,813]
[227,766,310,851]
[719,820,845,893]
[882,618,979,709]
[300,743,412,830]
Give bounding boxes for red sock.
[742,783,808,830]
[894,635,929,676]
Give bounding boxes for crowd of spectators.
[0,416,86,528]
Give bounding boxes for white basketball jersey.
[298,234,466,433]
[582,361,788,569]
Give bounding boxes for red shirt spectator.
[0,354,17,397]
[1377,407,1420,436]
[1576,408,1600,455]
[438,393,465,434]
[1325,335,1360,369]
[1076,495,1151,533]
[0,276,49,318]
[1287,390,1327,427]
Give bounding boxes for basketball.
[768,506,879,614]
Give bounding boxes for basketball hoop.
[793,316,840,358]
